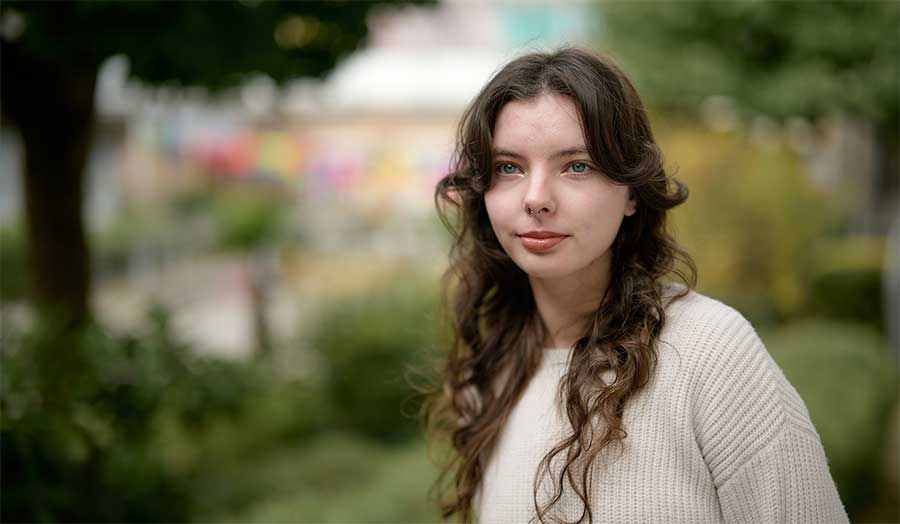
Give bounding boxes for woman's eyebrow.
[550,147,590,160]
[492,148,527,160]
[492,147,590,160]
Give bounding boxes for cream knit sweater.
[474,290,849,523]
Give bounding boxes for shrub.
[805,236,886,332]
[0,308,256,522]
[808,268,883,330]
[213,433,442,523]
[310,276,443,443]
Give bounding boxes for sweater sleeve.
[685,303,849,523]
[716,422,849,523]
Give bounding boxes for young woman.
[427,48,848,524]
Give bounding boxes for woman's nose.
[523,171,556,216]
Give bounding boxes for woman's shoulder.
[658,285,776,382]
[659,284,755,349]
[658,284,815,430]
[657,285,820,485]
[658,284,765,371]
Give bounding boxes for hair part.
[425,46,697,524]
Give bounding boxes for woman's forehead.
[492,93,587,155]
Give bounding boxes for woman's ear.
[625,189,637,217]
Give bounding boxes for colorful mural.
[181,123,451,211]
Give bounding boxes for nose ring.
[527,207,546,215]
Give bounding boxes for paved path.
[95,254,301,359]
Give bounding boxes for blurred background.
[0,1,897,522]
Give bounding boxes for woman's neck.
[529,261,611,350]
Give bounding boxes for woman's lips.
[518,232,569,252]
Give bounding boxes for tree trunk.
[1,41,98,327]
[246,254,273,359]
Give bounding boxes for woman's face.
[484,92,635,282]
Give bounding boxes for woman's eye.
[568,162,591,175]
[496,162,521,176]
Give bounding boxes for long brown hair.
[425,47,697,524]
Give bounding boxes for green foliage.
[211,187,289,251]
[0,308,256,522]
[0,1,399,88]
[310,275,443,443]
[806,236,886,331]
[764,320,898,518]
[663,125,834,325]
[0,226,27,302]
[156,379,336,520]
[1,291,442,521]
[199,433,441,523]
[602,1,899,129]
[809,268,883,331]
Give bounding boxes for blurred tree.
[602,1,898,128]
[0,0,425,327]
[601,1,899,233]
[211,186,289,357]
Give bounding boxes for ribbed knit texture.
[474,291,848,524]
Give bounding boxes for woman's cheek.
[484,192,510,230]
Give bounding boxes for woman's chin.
[515,260,580,281]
